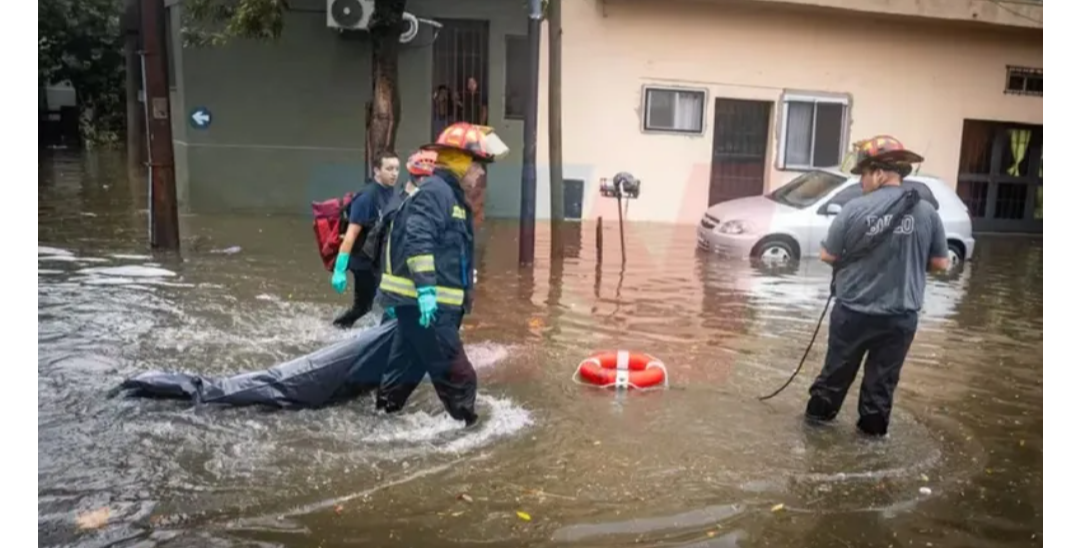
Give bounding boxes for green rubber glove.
[384,306,396,320]
[417,286,437,328]
[330,252,349,294]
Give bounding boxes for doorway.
[708,98,772,206]
[431,19,490,225]
[430,19,490,139]
[956,120,1042,233]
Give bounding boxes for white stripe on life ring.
[615,350,631,389]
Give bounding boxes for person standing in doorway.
[804,136,951,437]
[460,76,487,126]
[431,85,457,141]
[329,150,399,328]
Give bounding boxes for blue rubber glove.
[384,306,396,319]
[330,252,349,294]
[417,286,437,328]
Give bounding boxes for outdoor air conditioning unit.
[327,0,375,31]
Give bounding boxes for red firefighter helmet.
[421,122,509,163]
[406,150,437,176]
[849,135,925,175]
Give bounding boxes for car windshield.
[767,171,848,209]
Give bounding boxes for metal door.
[709,99,772,206]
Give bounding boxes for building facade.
[537,0,1043,232]
[166,0,1043,233]
[165,0,531,217]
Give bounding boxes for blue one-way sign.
[189,107,212,129]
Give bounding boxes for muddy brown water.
[38,151,1042,547]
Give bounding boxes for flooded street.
[39,151,1042,547]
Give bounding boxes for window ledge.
[641,128,706,137]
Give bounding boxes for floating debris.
[75,507,110,530]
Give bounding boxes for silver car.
[696,168,976,267]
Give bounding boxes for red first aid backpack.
[312,192,354,271]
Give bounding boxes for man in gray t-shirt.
[805,136,951,437]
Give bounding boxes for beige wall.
[699,0,1042,29]
[534,0,1042,224]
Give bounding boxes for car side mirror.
[823,203,843,216]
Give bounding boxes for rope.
[756,188,921,402]
[757,292,832,401]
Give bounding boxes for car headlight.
[719,220,751,234]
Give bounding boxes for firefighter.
[806,136,950,437]
[374,123,508,425]
[403,149,436,198]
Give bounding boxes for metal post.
[547,0,564,226]
[595,216,603,263]
[124,0,145,177]
[518,0,543,266]
[140,0,179,250]
[616,194,626,266]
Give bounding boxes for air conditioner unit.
[327,0,374,31]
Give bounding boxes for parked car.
[696,168,976,267]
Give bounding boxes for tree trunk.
[367,0,405,159]
[467,176,486,230]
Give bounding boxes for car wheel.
[947,242,964,268]
[753,237,797,265]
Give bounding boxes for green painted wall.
[170,0,528,218]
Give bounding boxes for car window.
[827,185,863,208]
[767,171,848,209]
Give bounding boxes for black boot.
[459,408,479,428]
[333,309,362,329]
[804,394,839,423]
[856,414,889,437]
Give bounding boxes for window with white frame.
[778,93,850,170]
[643,87,705,133]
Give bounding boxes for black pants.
[805,303,918,436]
[334,268,378,328]
[376,306,478,424]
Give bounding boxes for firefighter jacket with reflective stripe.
[377,169,475,312]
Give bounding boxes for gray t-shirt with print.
[821,185,949,315]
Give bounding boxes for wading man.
[329,150,399,328]
[374,123,508,426]
[805,136,951,437]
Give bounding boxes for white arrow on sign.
[191,110,211,126]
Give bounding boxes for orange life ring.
[575,350,669,389]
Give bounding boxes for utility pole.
[518,0,543,266]
[547,0,564,226]
[124,0,145,178]
[547,0,565,259]
[140,0,180,250]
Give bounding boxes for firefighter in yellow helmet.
[806,135,950,437]
[374,122,509,426]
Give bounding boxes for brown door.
[709,99,772,205]
[956,119,1042,234]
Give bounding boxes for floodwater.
[38,151,1043,547]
